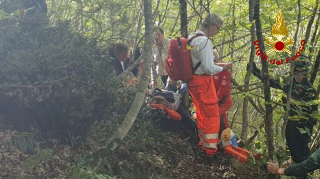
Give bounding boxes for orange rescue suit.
[188,75,220,155]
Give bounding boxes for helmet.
[294,54,310,72]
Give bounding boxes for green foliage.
[8,132,38,154]
[23,149,55,171]
[69,166,116,179]
[0,9,17,20]
[0,14,126,138]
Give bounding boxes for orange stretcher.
[149,103,181,121]
[221,128,251,163]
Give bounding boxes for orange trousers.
[188,75,220,155]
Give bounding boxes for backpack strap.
[187,33,204,45]
[187,33,204,73]
[193,61,202,73]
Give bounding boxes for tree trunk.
[310,12,320,47]
[253,0,275,161]
[101,0,153,152]
[179,0,188,38]
[240,0,256,143]
[230,1,236,61]
[133,1,144,50]
[310,49,320,85]
[304,0,319,45]
[282,0,302,139]
[310,13,320,56]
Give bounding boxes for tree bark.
[310,12,320,47]
[304,0,319,45]
[253,0,275,161]
[102,0,153,152]
[240,0,256,143]
[282,0,302,139]
[179,0,188,38]
[310,49,320,85]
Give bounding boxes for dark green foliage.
[23,149,54,171]
[0,15,125,139]
[8,132,38,153]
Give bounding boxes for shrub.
[0,14,127,139]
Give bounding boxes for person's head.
[111,43,129,62]
[148,96,170,108]
[202,13,223,37]
[155,27,164,46]
[213,49,220,63]
[293,58,309,83]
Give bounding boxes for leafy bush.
[0,14,127,139]
[23,149,55,171]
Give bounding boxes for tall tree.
[282,0,302,139]
[179,0,188,37]
[304,0,319,45]
[253,0,275,160]
[240,0,255,144]
[101,0,153,152]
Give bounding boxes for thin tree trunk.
[311,125,320,152]
[231,104,240,128]
[253,0,275,161]
[282,0,302,139]
[160,0,170,24]
[212,33,251,49]
[310,12,320,47]
[220,4,233,57]
[133,1,144,50]
[304,0,319,45]
[101,0,153,152]
[170,12,180,35]
[179,0,188,38]
[240,0,255,143]
[310,49,320,85]
[230,1,236,61]
[220,41,250,60]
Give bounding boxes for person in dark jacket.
[250,56,318,178]
[267,147,320,177]
[108,43,138,77]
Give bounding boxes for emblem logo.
[264,9,294,54]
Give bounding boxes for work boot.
[201,150,224,163]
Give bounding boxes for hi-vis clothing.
[252,62,318,164]
[187,31,223,155]
[213,70,232,132]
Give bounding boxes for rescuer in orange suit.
[212,50,232,135]
[188,13,232,156]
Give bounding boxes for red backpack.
[165,34,204,82]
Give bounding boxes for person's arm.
[250,62,283,89]
[215,63,227,67]
[267,149,320,176]
[197,39,224,74]
[284,149,320,176]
